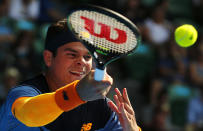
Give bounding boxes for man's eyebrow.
[63,48,78,53]
[64,48,91,55]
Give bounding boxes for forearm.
[12,80,85,127]
[12,93,63,127]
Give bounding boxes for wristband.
[55,80,86,111]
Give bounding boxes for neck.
[44,71,60,92]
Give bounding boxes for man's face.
[47,42,92,87]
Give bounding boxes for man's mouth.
[69,71,85,76]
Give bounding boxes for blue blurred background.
[0,0,203,130]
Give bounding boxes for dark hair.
[46,19,68,41]
[45,18,80,55]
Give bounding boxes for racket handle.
[94,68,105,81]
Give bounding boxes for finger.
[115,88,124,103]
[120,103,129,122]
[107,100,120,115]
[96,85,112,99]
[114,95,121,110]
[102,86,111,96]
[126,111,132,120]
[95,86,111,99]
[120,103,133,120]
[123,88,132,106]
[124,103,134,115]
[87,70,95,80]
[104,71,113,85]
[95,82,111,93]
[104,76,113,86]
[97,83,111,92]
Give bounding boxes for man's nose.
[76,56,86,66]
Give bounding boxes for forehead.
[58,42,89,52]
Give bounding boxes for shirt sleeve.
[6,86,40,114]
[0,86,41,130]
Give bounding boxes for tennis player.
[0,19,141,131]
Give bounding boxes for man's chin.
[70,75,85,82]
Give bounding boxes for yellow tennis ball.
[175,24,198,47]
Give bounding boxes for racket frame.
[67,5,141,80]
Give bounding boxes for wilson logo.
[81,123,92,131]
[81,16,127,44]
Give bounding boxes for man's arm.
[12,70,113,127]
[12,80,84,127]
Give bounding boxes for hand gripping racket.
[67,5,141,81]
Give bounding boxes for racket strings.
[69,10,138,54]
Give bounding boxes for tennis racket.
[67,5,141,81]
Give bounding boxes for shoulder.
[8,74,47,97]
[3,75,46,111]
[5,85,40,109]
[8,85,40,98]
[0,85,40,123]
[18,74,50,93]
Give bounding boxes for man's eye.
[67,53,76,57]
[84,55,92,61]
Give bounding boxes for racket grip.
[94,68,105,81]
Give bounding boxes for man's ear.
[43,50,53,67]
